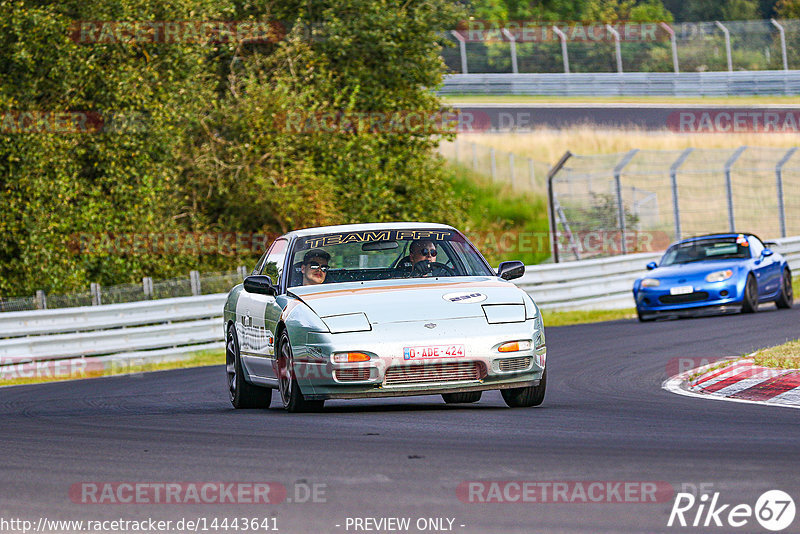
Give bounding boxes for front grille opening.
[498,356,532,372]
[334,368,371,382]
[384,361,484,386]
[659,291,709,304]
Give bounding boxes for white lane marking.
[662,374,800,410]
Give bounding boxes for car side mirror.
[497,260,525,281]
[762,249,774,257]
[646,261,657,270]
[243,275,277,296]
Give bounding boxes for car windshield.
[286,228,494,288]
[660,237,752,266]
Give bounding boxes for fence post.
[546,151,573,263]
[771,19,789,71]
[776,147,797,238]
[669,148,693,241]
[715,21,733,72]
[552,26,570,74]
[501,28,518,74]
[471,142,477,170]
[659,22,679,73]
[528,158,536,190]
[490,147,497,181]
[35,290,47,310]
[724,146,747,232]
[142,277,153,299]
[450,30,468,74]
[190,270,201,296]
[613,149,639,255]
[509,153,516,188]
[90,283,102,306]
[238,265,249,279]
[606,24,623,73]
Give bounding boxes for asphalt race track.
[2,306,800,533]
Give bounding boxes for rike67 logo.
[668,489,795,531]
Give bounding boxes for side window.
[260,238,288,285]
[748,235,764,257]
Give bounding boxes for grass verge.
[442,95,800,105]
[541,308,636,327]
[753,340,800,370]
[0,348,223,387]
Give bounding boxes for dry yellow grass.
[457,128,800,167]
[753,339,800,370]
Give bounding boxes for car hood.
[288,277,524,324]
[647,259,744,279]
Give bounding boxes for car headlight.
[498,340,532,353]
[705,269,733,283]
[640,278,660,288]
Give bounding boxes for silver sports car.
[223,222,546,412]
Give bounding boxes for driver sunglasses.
[418,248,437,257]
[306,261,329,272]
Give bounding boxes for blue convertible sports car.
[633,233,793,321]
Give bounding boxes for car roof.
[676,233,759,245]
[283,222,457,239]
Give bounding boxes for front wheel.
[227,324,272,409]
[741,274,759,314]
[277,331,324,413]
[442,391,482,404]
[501,368,547,408]
[776,269,793,309]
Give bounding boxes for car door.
[748,235,781,297]
[236,237,288,382]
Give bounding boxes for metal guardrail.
[439,71,800,96]
[1,236,798,367]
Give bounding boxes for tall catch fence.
[549,146,800,261]
[442,19,800,74]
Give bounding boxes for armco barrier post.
[715,21,733,72]
[190,271,201,296]
[724,146,747,232]
[450,30,468,74]
[552,26,570,74]
[776,147,797,238]
[490,147,497,181]
[613,149,640,255]
[238,265,249,279]
[669,148,694,240]
[606,24,623,73]
[142,277,153,299]
[770,19,788,71]
[501,28,518,74]
[35,290,47,310]
[547,151,573,263]
[90,283,102,306]
[659,22,679,73]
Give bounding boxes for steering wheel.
[412,260,456,277]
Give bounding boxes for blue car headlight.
[641,278,660,288]
[705,269,733,283]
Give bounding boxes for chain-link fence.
[550,146,800,261]
[442,19,800,74]
[0,268,249,313]
[438,138,551,194]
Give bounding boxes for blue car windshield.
[287,228,494,288]
[660,237,751,266]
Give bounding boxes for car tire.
[442,391,482,404]
[501,368,546,408]
[775,269,793,309]
[277,331,324,413]
[227,323,272,409]
[741,274,759,314]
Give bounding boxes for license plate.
[403,344,465,360]
[670,285,694,295]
